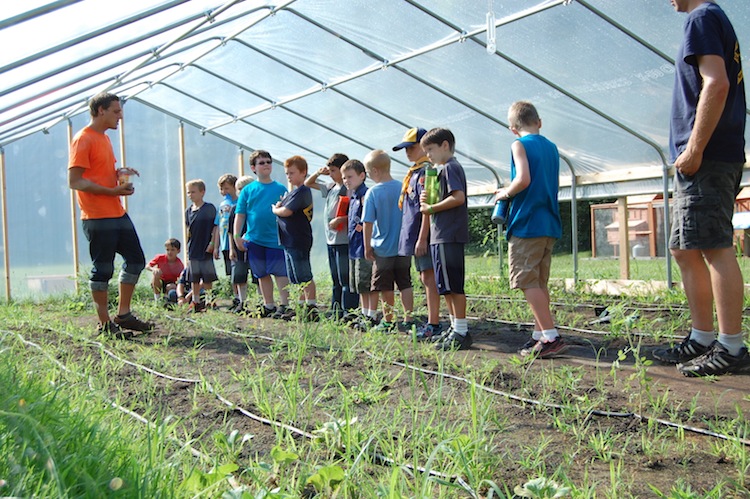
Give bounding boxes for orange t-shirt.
[68,127,125,220]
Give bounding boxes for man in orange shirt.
[68,92,152,336]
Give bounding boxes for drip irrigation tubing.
[466,316,684,341]
[173,316,750,448]
[22,325,477,496]
[448,292,693,314]
[0,330,232,483]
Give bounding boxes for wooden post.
[119,114,128,211]
[238,149,245,177]
[590,206,597,258]
[68,121,80,292]
[0,147,10,301]
[178,123,188,250]
[618,197,630,279]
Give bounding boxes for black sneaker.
[677,342,750,377]
[342,311,362,324]
[257,305,277,318]
[97,321,133,339]
[652,336,711,364]
[114,312,154,332]
[304,305,320,322]
[435,330,472,351]
[271,305,289,320]
[518,337,539,354]
[520,337,569,359]
[229,297,241,312]
[398,320,417,333]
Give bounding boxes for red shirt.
[148,254,184,283]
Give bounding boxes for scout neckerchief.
[399,157,430,210]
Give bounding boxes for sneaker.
[372,321,397,334]
[677,342,750,377]
[188,301,206,313]
[520,337,569,359]
[435,330,472,351]
[97,321,132,339]
[257,305,277,318]
[652,336,711,364]
[271,305,289,320]
[398,320,417,333]
[415,323,444,341]
[342,311,362,324]
[518,338,538,354]
[229,297,241,312]
[114,312,154,332]
[352,316,378,332]
[304,305,320,322]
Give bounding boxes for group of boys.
[68,0,750,375]
[128,102,569,355]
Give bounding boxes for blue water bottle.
[491,198,510,225]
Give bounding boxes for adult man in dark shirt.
[653,0,748,376]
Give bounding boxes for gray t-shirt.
[318,181,349,246]
[430,157,469,244]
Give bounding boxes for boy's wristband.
[428,206,434,215]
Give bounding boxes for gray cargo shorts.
[669,160,743,250]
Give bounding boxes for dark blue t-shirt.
[670,2,746,163]
[347,182,368,259]
[277,185,313,251]
[398,160,430,257]
[186,202,217,260]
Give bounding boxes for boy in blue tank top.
[495,101,567,359]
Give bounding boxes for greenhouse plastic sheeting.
[2,0,750,197]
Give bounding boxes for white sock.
[238,286,247,302]
[532,330,543,341]
[264,303,275,310]
[542,328,559,342]
[362,307,368,316]
[154,293,161,302]
[367,309,378,318]
[690,327,715,347]
[306,299,316,306]
[718,333,744,356]
[454,318,468,335]
[449,315,456,328]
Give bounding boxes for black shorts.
[431,242,465,295]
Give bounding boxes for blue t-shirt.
[430,157,468,244]
[670,2,745,163]
[217,194,236,251]
[398,160,430,257]
[277,185,313,250]
[347,182,368,260]
[362,179,402,258]
[185,202,217,260]
[506,134,562,239]
[235,180,287,249]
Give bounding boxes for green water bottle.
[425,166,439,205]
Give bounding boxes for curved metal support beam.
[0,0,83,30]
[0,0,190,77]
